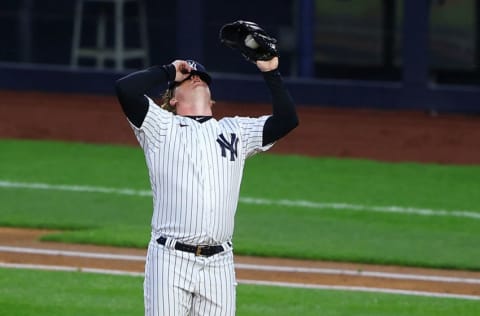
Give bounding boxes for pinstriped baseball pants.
[144,239,237,316]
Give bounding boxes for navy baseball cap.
[168,59,212,89]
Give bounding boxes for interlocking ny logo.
[187,60,198,71]
[216,133,239,161]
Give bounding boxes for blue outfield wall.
[1,62,480,114]
[1,1,479,113]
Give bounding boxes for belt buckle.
[195,245,206,256]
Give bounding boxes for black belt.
[156,236,227,257]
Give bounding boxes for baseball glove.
[219,20,279,63]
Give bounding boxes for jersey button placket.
[199,127,214,239]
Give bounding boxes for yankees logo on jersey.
[217,133,239,161]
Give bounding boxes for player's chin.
[193,80,208,87]
[193,82,209,91]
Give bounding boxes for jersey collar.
[185,116,213,123]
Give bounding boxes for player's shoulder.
[218,116,239,124]
[219,115,271,127]
[218,115,257,123]
[146,97,174,119]
[218,116,248,129]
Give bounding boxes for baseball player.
[115,22,298,316]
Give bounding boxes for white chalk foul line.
[0,180,152,197]
[0,246,145,261]
[240,197,480,219]
[239,279,480,301]
[1,180,480,219]
[0,262,144,277]
[1,246,479,285]
[0,262,479,301]
[236,262,480,285]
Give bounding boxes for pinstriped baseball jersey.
[115,58,298,316]
[131,97,273,245]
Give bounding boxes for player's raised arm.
[219,20,299,146]
[257,57,299,146]
[115,61,193,128]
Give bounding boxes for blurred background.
[0,0,479,111]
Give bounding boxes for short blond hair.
[160,87,176,114]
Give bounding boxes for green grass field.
[1,139,480,315]
[1,268,479,316]
[1,139,480,270]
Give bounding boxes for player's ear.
[169,98,178,108]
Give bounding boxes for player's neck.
[176,102,212,116]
